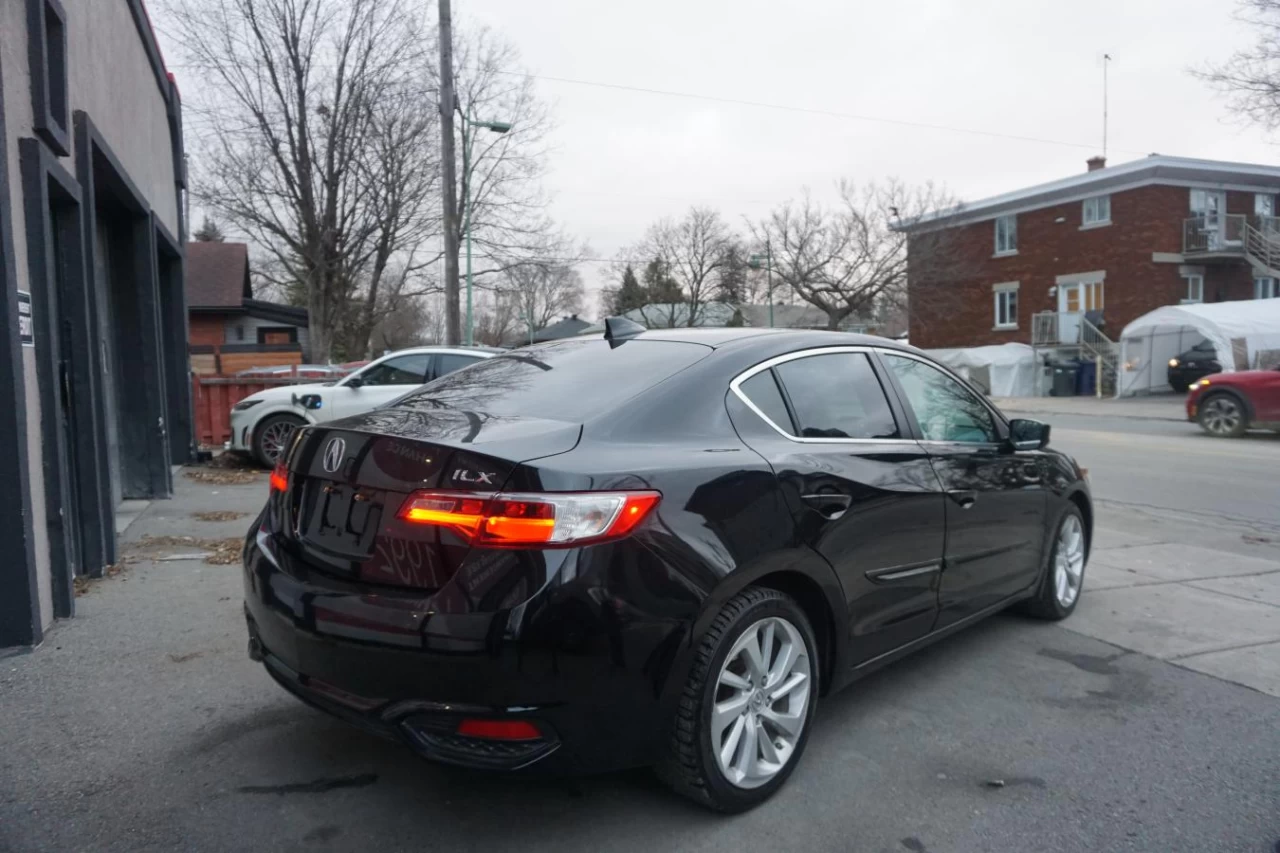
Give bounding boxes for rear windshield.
[389,338,710,421]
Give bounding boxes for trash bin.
[1048,360,1079,397]
[1076,360,1097,396]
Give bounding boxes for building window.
[1256,194,1275,218]
[234,326,245,342]
[26,0,70,156]
[993,283,1019,329]
[994,215,1017,255]
[1256,277,1278,299]
[1082,195,1111,226]
[1184,275,1204,303]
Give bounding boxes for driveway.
[2,438,1278,852]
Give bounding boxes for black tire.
[1198,391,1248,438]
[1018,504,1087,621]
[252,413,304,467]
[656,587,819,813]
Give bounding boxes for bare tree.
[497,263,585,341]
[368,294,433,353]
[432,27,576,285]
[620,207,735,327]
[1197,1,1280,131]
[167,0,434,362]
[751,181,959,331]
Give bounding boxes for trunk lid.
[281,407,580,589]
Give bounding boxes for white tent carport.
[1117,299,1280,396]
[925,343,1039,397]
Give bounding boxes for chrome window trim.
[728,346,919,446]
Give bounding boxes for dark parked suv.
[1168,340,1221,392]
[243,325,1092,811]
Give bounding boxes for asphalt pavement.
[2,413,1278,853]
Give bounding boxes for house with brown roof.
[186,241,310,374]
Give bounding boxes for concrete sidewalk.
[992,393,1187,421]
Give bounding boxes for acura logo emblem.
[322,437,346,474]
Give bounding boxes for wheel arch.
[1201,386,1255,422]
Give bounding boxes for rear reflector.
[269,461,289,493]
[456,719,543,741]
[397,490,661,548]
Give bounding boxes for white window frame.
[1256,277,1278,299]
[1183,274,1204,303]
[1081,195,1111,228]
[994,215,1017,256]
[993,282,1019,330]
[1256,194,1275,217]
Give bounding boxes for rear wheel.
[252,414,304,467]
[1198,392,1247,438]
[1019,505,1087,621]
[657,587,818,812]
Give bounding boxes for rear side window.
[773,353,899,439]
[392,339,710,422]
[434,353,482,378]
[738,370,794,433]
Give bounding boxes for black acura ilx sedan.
[243,322,1091,812]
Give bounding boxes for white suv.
[229,346,501,465]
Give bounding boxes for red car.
[1187,367,1280,437]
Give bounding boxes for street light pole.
[749,241,775,327]
[458,107,513,347]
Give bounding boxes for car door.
[878,352,1048,629]
[730,348,947,665]
[323,353,432,421]
[1249,370,1280,422]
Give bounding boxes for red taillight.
[456,719,542,741]
[269,461,289,493]
[397,490,661,548]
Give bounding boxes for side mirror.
[345,375,364,389]
[297,393,323,411]
[1008,418,1050,451]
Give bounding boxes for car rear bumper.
[242,529,690,775]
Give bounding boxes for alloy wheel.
[1201,397,1242,436]
[711,616,811,789]
[260,420,297,463]
[1054,514,1086,608]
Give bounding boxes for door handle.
[801,493,852,519]
[947,490,978,510]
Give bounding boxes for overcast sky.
[160,0,1277,316]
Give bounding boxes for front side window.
[771,353,898,440]
[993,284,1019,329]
[357,354,431,386]
[994,215,1017,255]
[1256,277,1278,299]
[1185,275,1204,303]
[882,354,998,444]
[1082,195,1111,225]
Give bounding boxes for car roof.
[614,327,912,352]
[376,345,502,358]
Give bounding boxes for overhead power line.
[494,70,1143,155]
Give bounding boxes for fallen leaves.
[191,510,248,523]
[185,469,261,486]
[134,535,243,565]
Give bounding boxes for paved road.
[1005,410,1280,534]
[2,418,1279,853]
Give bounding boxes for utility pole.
[1102,53,1111,160]
[438,0,461,345]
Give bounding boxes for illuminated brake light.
[456,719,542,741]
[269,461,289,493]
[397,490,661,548]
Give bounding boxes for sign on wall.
[17,291,34,347]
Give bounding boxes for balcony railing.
[1183,214,1247,255]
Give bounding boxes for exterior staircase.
[1031,312,1119,397]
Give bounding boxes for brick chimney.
[1087,156,1106,172]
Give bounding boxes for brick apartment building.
[902,155,1280,351]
